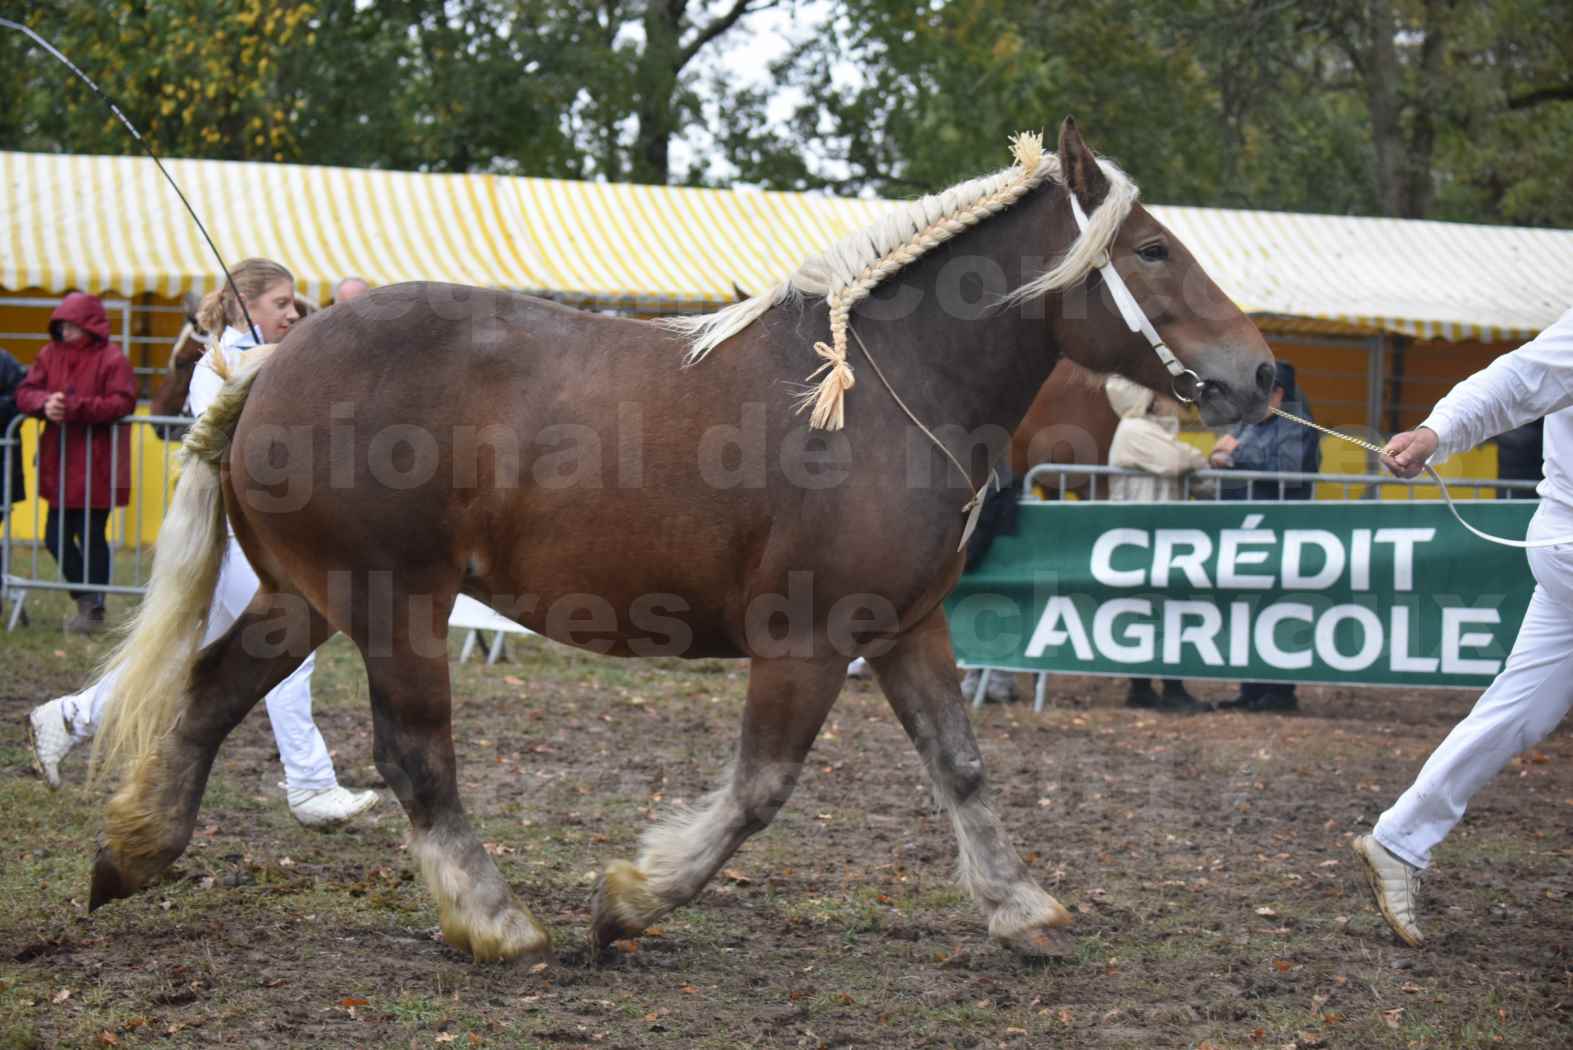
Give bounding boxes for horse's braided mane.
[665,131,1140,430]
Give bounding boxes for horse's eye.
[1137,242,1168,263]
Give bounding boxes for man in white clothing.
[1105,377,1212,712]
[1354,306,1573,947]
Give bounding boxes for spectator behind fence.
[15,293,135,634]
[1209,361,1321,712]
[0,345,27,521]
[1494,417,1544,499]
[333,275,371,303]
[26,258,380,830]
[1105,376,1211,713]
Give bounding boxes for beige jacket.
[1104,377,1211,501]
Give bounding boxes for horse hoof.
[89,847,136,911]
[1000,922,1076,958]
[590,860,662,949]
[438,903,552,964]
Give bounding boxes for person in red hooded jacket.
[15,292,136,633]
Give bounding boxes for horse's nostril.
[1255,362,1276,397]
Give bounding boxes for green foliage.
[1,0,1568,225]
[726,0,1573,225]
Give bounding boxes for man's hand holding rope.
[1380,427,1441,480]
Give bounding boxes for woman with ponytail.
[27,259,380,829]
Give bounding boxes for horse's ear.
[1057,116,1111,211]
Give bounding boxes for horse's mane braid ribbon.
[800,132,1052,429]
[667,130,1138,430]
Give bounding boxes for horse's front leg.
[872,607,1074,956]
[363,634,551,964]
[591,654,846,948]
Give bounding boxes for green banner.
[946,501,1537,688]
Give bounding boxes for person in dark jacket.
[1493,417,1544,499]
[1210,361,1321,711]
[0,346,27,519]
[15,293,136,633]
[1209,361,1321,500]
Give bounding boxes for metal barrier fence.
[1023,462,1540,502]
[967,462,1539,710]
[2,412,193,624]
[0,294,190,394]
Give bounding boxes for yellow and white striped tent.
[3,150,1571,339]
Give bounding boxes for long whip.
[0,17,259,340]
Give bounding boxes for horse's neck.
[854,186,1064,459]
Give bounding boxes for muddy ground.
[1,590,1570,1049]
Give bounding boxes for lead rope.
[1268,406,1573,550]
[847,324,996,552]
[1076,175,1567,551]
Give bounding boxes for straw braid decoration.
[799,133,1054,430]
[665,131,1137,430]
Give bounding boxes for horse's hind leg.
[592,655,846,948]
[362,639,551,964]
[871,607,1074,956]
[92,594,333,907]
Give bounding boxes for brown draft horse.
[1010,360,1119,497]
[89,119,1273,963]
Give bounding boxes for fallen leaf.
[836,993,855,1006]
[612,939,639,954]
[1296,1030,1324,1047]
[1401,981,1423,994]
[679,984,699,994]
[1272,958,1294,973]
[1058,1008,1073,1025]
[528,962,548,975]
[338,998,369,1008]
[503,675,523,686]
[52,988,73,1003]
[435,1034,456,1044]
[1005,1027,1027,1038]
[98,1033,118,1046]
[721,868,752,885]
[1382,1007,1404,1028]
[1255,906,1279,918]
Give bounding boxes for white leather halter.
[1068,193,1203,403]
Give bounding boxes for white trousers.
[1374,503,1573,869]
[57,536,337,792]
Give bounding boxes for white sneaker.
[287,785,380,829]
[1353,834,1424,947]
[961,668,1018,704]
[27,698,79,790]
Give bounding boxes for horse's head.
[1047,117,1274,426]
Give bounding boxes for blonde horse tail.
[89,353,270,785]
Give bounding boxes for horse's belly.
[470,578,745,660]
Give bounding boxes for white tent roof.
[4,150,1569,341]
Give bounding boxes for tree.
[718,0,1573,226]
[1,2,394,163]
